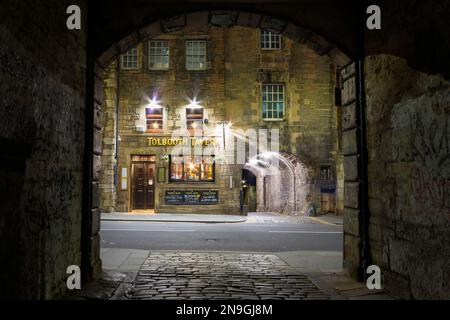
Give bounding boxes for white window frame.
[149,40,170,70]
[260,30,282,50]
[186,40,207,71]
[262,83,285,120]
[121,47,139,70]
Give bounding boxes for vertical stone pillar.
[82,62,104,280]
[340,62,363,279]
[100,62,118,212]
[90,64,104,277]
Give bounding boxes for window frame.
[169,155,216,183]
[121,47,139,70]
[145,107,164,133]
[260,30,282,50]
[261,83,285,121]
[185,40,207,71]
[148,40,170,70]
[186,107,204,133]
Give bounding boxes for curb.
[101,218,247,224]
[306,216,343,226]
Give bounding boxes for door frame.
[130,154,157,211]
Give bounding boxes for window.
[186,40,207,70]
[260,30,282,50]
[186,107,204,132]
[121,47,138,69]
[320,166,332,180]
[146,107,163,133]
[170,155,215,182]
[149,40,169,70]
[262,84,284,120]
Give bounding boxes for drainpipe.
[356,2,372,281]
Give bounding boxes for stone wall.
[100,63,118,212]
[101,25,340,215]
[0,0,87,299]
[365,54,450,299]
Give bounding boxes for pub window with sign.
[186,107,204,133]
[170,155,215,182]
[146,107,163,133]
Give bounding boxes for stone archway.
[244,152,311,215]
[84,9,357,282]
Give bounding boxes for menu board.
[165,190,219,205]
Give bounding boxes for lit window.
[186,40,207,70]
[121,47,138,70]
[170,156,215,182]
[186,107,204,133]
[149,40,169,70]
[262,84,284,120]
[146,107,163,133]
[260,30,282,50]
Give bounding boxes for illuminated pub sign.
[147,137,218,147]
[165,190,219,205]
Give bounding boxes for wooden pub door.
[131,157,156,210]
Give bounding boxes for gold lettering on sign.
[147,137,218,147]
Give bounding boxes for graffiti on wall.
[392,90,450,217]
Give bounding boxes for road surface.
[100,220,343,252]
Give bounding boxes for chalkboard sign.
[165,190,219,205]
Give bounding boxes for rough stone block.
[344,154,359,181]
[341,77,356,105]
[344,208,360,237]
[94,103,102,129]
[343,234,361,279]
[342,128,358,155]
[91,209,101,236]
[92,182,100,208]
[93,154,101,182]
[344,182,360,208]
[342,102,357,130]
[93,128,102,155]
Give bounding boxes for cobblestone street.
[123,252,329,300]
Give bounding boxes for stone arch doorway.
[243,152,310,215]
[84,8,357,282]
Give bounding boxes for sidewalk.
[245,212,343,226]
[101,212,343,226]
[101,213,247,223]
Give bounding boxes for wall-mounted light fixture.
[186,97,203,109]
[146,96,162,109]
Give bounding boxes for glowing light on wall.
[146,96,162,109]
[186,97,203,108]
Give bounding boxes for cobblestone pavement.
[124,252,329,300]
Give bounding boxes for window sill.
[262,118,285,122]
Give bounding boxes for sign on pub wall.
[165,190,219,205]
[148,137,219,147]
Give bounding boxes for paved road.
[100,221,343,252]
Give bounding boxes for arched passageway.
[2,0,448,300]
[243,152,311,215]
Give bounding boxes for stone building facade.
[100,25,342,215]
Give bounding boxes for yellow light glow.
[152,122,159,129]
[147,97,162,108]
[187,97,202,108]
